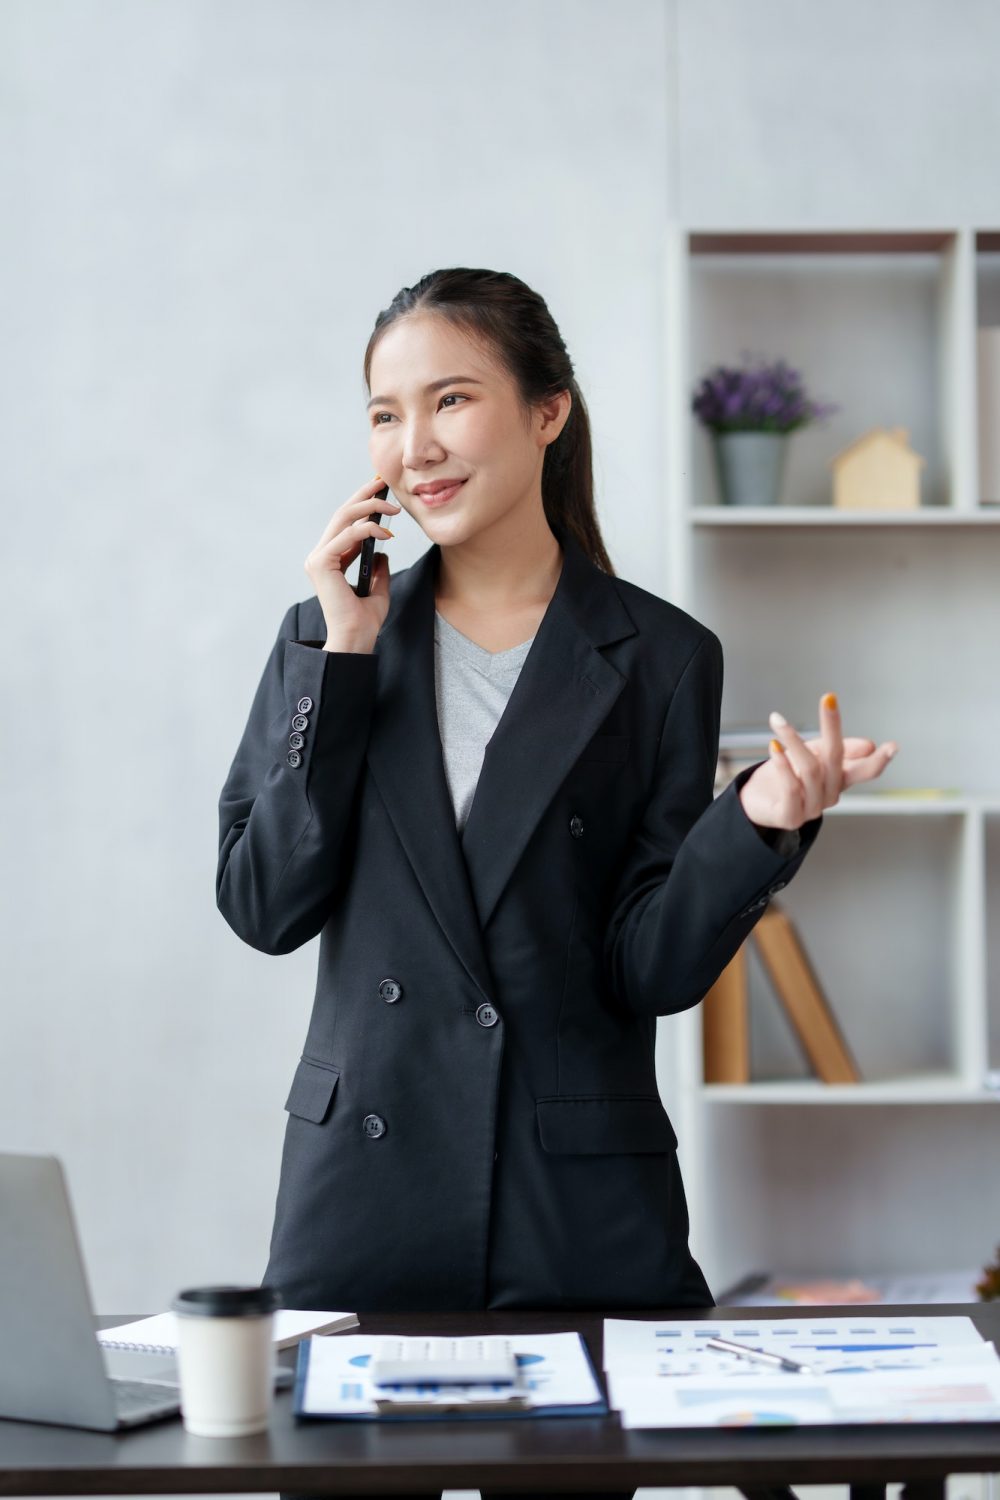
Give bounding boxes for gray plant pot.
[711,430,789,506]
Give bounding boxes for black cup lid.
[171,1284,282,1317]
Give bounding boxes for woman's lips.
[416,479,467,506]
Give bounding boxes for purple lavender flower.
[691,350,839,434]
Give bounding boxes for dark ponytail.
[362,267,615,576]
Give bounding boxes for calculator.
[370,1335,520,1387]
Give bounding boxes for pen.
[705,1336,813,1374]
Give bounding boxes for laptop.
[0,1150,291,1431]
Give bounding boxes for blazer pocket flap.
[284,1058,340,1123]
[536,1096,678,1154]
[577,733,630,763]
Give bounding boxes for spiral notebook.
[97,1308,358,1354]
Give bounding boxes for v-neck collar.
[364,522,637,1000]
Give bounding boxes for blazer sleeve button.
[297,696,314,714]
[287,750,302,768]
[291,713,309,732]
[288,731,305,750]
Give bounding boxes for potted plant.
[691,351,839,506]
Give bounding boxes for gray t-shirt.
[432,607,800,856]
[433,609,535,834]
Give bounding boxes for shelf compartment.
[683,228,972,515]
[690,524,1000,798]
[696,1102,1000,1297]
[714,811,976,1090]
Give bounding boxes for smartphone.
[355,484,391,597]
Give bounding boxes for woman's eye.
[372,393,466,426]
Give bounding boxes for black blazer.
[217,521,822,1312]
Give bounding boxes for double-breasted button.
[476,1003,498,1028]
[569,814,584,838]
[297,696,313,714]
[288,731,305,750]
[287,750,302,768]
[378,978,403,1003]
[363,1113,386,1138]
[291,713,309,732]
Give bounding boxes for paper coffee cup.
[171,1284,281,1437]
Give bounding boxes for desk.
[0,1304,997,1498]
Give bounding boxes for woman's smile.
[413,478,468,506]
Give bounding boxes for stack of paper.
[603,1314,1000,1428]
[293,1330,607,1420]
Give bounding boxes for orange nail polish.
[823,692,838,711]
[770,738,784,754]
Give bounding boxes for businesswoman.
[217,267,898,1500]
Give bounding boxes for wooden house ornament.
[830,426,925,510]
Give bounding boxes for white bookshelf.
[701,1075,1000,1105]
[657,223,1000,1296]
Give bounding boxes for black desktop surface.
[0,1304,997,1497]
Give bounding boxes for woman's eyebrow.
[367,376,484,410]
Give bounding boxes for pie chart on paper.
[718,1408,799,1426]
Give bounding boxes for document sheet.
[603,1314,1000,1427]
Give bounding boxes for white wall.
[674,0,1000,226]
[2,0,999,1322]
[0,0,671,1314]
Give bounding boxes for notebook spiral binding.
[97,1338,177,1354]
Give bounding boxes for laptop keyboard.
[111,1377,179,1416]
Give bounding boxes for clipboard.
[292,1331,609,1422]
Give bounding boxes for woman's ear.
[536,388,572,447]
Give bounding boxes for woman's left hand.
[737,692,899,831]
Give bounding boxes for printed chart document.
[294,1330,606,1421]
[603,1315,1000,1428]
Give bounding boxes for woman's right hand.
[304,476,402,653]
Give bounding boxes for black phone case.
[355,485,391,597]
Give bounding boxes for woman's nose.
[401,432,448,468]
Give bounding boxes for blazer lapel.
[460,529,636,928]
[365,542,492,1000]
[365,522,637,1000]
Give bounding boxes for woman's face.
[366,312,568,546]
